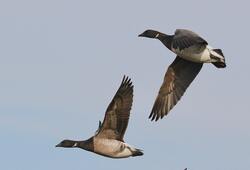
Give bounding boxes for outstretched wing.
[172,29,208,51]
[149,57,203,121]
[96,76,133,141]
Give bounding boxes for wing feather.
[96,76,133,141]
[172,29,208,51]
[149,57,203,121]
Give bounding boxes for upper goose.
[56,76,143,158]
[139,29,226,121]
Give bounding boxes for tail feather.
[212,48,226,68]
[213,49,224,57]
[131,148,144,157]
[212,62,226,68]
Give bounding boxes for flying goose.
[56,76,143,158]
[139,29,226,121]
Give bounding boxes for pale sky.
[0,0,249,170]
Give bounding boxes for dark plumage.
[139,29,226,121]
[56,76,143,158]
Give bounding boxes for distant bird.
[56,76,143,158]
[139,29,226,121]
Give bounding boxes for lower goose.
[56,76,143,158]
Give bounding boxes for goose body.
[93,138,140,158]
[56,76,143,158]
[173,44,215,63]
[139,29,226,121]
[171,29,225,64]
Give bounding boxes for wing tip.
[149,104,170,121]
[149,110,161,121]
[121,75,134,90]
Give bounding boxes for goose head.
[138,29,161,38]
[56,139,78,148]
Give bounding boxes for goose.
[138,29,226,121]
[56,76,143,158]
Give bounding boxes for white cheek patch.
[155,33,159,38]
[73,143,78,147]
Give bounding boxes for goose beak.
[138,33,143,37]
[55,143,61,147]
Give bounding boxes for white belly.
[93,138,133,158]
[172,45,213,63]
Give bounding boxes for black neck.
[78,137,94,152]
[157,34,173,50]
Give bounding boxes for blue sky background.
[0,0,249,170]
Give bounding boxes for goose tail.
[131,148,144,157]
[211,49,226,68]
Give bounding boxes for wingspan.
[96,76,133,141]
[149,57,203,121]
